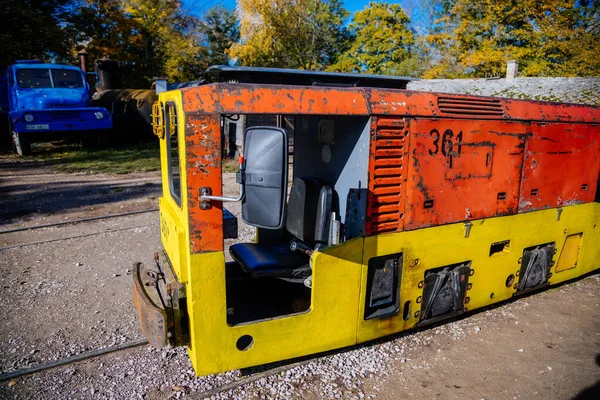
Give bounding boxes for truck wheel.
[12,131,31,156]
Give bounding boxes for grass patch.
[222,157,240,173]
[22,141,161,174]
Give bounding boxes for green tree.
[0,0,74,68]
[123,0,202,83]
[425,0,600,78]
[198,5,240,67]
[70,0,205,86]
[229,0,350,70]
[67,0,147,86]
[328,2,416,75]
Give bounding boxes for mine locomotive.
[133,66,600,376]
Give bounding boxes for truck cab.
[0,60,112,155]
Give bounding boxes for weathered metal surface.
[132,262,168,348]
[151,77,600,378]
[366,88,600,123]
[180,83,600,122]
[182,84,371,116]
[366,117,408,235]
[403,119,527,230]
[92,88,156,138]
[519,123,600,212]
[156,251,189,347]
[185,114,224,253]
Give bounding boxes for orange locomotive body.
[134,69,600,376]
[181,84,600,245]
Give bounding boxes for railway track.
[0,208,160,250]
[0,208,159,235]
[0,336,314,399]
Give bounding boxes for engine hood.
[14,88,90,110]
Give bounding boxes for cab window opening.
[223,114,370,326]
[166,102,181,206]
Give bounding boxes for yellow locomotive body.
[133,68,600,376]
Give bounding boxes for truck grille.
[50,111,81,120]
[48,103,78,108]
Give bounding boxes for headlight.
[24,113,34,122]
[94,112,104,120]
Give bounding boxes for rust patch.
[185,114,224,253]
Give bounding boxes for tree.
[328,2,416,75]
[229,0,350,70]
[0,0,74,68]
[67,0,147,86]
[198,5,240,67]
[425,0,600,78]
[122,0,202,83]
[69,0,205,86]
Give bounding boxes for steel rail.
[0,208,159,235]
[0,339,148,382]
[187,359,312,399]
[0,223,158,251]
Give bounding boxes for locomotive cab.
[132,66,600,377]
[221,116,372,325]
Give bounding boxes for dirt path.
[0,160,598,400]
[0,155,161,230]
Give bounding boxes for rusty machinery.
[132,66,600,376]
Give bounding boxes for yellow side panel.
[183,203,598,376]
[357,202,600,343]
[186,238,364,376]
[156,90,189,282]
[555,233,583,273]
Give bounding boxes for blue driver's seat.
[229,177,332,282]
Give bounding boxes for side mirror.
[242,127,288,229]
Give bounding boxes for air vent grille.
[366,118,406,235]
[438,97,504,117]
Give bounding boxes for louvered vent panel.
[438,97,505,117]
[366,118,406,235]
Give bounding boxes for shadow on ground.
[573,354,600,399]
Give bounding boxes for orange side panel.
[185,114,224,253]
[519,123,600,212]
[404,119,527,230]
[178,83,600,123]
[366,88,600,123]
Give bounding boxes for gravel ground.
[1,158,599,400]
[1,276,599,400]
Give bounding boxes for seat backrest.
[314,186,332,246]
[286,177,332,246]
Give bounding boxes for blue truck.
[0,60,112,155]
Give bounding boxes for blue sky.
[181,1,431,34]
[182,1,404,15]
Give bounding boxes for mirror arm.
[200,184,245,203]
[199,159,245,207]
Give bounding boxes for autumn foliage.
[1,0,598,88]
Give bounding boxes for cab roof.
[11,61,81,71]
[205,65,414,90]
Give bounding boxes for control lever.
[290,240,313,256]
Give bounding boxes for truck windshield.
[16,68,83,89]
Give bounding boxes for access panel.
[404,119,528,230]
[519,123,600,212]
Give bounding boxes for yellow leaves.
[328,2,414,75]
[230,0,349,70]
[426,0,600,77]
